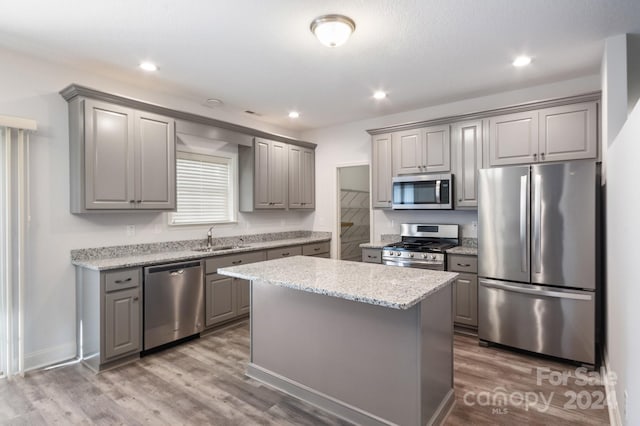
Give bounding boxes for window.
[169,151,236,225]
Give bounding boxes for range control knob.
[409,253,414,258]
[422,253,428,259]
[396,252,401,256]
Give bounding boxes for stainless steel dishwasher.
[143,260,204,350]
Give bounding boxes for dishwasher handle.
[145,260,202,275]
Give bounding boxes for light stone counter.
[446,246,478,256]
[71,233,331,271]
[218,256,457,310]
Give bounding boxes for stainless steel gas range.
[382,223,459,271]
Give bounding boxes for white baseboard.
[602,349,623,426]
[24,341,76,372]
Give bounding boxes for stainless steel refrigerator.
[478,160,598,365]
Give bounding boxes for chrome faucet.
[207,226,215,248]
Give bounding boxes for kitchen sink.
[192,245,248,253]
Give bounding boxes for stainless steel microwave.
[392,173,454,210]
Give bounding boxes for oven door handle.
[382,259,444,270]
[435,180,441,204]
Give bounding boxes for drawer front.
[267,245,302,260]
[448,254,478,273]
[105,268,141,292]
[362,248,382,264]
[205,251,266,276]
[302,242,330,256]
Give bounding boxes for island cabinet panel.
[372,133,393,208]
[70,98,176,212]
[104,287,141,359]
[236,280,251,315]
[247,278,453,426]
[452,120,483,209]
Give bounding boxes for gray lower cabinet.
[104,287,141,359]
[267,245,303,260]
[77,266,143,372]
[302,241,330,258]
[67,97,176,212]
[448,254,478,328]
[362,248,382,264]
[204,251,267,327]
[205,276,237,326]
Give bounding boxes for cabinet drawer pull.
[232,260,242,265]
[129,200,135,203]
[457,263,471,267]
[282,252,290,256]
[367,255,376,259]
[313,247,320,251]
[114,277,132,284]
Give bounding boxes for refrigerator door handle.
[435,180,441,204]
[479,279,593,301]
[519,175,528,272]
[533,174,542,273]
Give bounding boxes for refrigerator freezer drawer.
[478,279,595,365]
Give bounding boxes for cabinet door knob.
[540,152,545,159]
[533,153,538,159]
[459,199,462,202]
[133,296,139,302]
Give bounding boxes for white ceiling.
[1,0,640,131]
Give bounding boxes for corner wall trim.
[602,349,622,426]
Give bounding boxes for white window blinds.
[170,152,235,225]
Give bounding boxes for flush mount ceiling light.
[512,55,532,67]
[288,111,300,119]
[373,90,387,100]
[310,14,356,48]
[139,61,158,72]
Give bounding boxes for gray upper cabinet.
[452,120,483,209]
[69,98,176,212]
[539,102,597,162]
[488,101,598,167]
[289,145,315,209]
[134,111,176,209]
[372,133,392,208]
[488,110,539,166]
[240,138,291,211]
[393,125,450,175]
[393,129,423,174]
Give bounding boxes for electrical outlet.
[126,225,135,237]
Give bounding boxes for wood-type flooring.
[0,320,610,425]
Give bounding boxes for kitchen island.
[218,256,458,426]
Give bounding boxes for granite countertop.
[446,246,478,256]
[218,256,458,310]
[72,232,331,271]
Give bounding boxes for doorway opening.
[336,164,370,261]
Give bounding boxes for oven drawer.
[448,255,477,273]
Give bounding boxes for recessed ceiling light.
[288,111,300,119]
[205,98,223,107]
[512,56,532,67]
[139,61,158,72]
[310,14,356,48]
[373,91,387,100]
